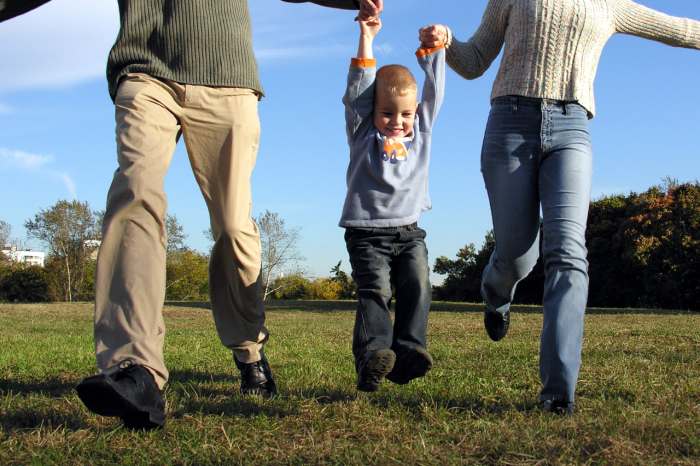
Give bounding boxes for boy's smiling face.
[373,87,419,139]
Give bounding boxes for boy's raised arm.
[342,18,381,145]
[415,42,446,133]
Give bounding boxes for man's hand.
[419,24,447,49]
[357,0,383,21]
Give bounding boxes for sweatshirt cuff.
[444,26,453,49]
[416,44,445,57]
[351,58,377,67]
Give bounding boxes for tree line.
[1,203,356,303]
[433,179,700,311]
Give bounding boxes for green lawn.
[0,301,698,465]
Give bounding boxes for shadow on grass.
[164,300,698,315]
[165,370,290,419]
[0,377,77,398]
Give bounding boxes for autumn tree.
[164,214,210,301]
[329,260,356,299]
[433,227,545,304]
[587,179,700,310]
[256,210,305,300]
[0,220,11,262]
[25,200,100,302]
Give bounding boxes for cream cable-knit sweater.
[444,0,700,118]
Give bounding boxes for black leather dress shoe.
[484,308,510,341]
[235,350,277,399]
[76,360,165,429]
[542,399,576,415]
[356,348,396,392]
[385,347,433,385]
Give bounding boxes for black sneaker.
[235,350,277,399]
[356,348,396,392]
[76,360,165,429]
[386,347,433,385]
[484,308,510,341]
[542,399,576,415]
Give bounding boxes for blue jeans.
[480,96,593,403]
[345,225,431,365]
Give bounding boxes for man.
[1,0,383,429]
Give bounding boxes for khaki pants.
[94,73,268,388]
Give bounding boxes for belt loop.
[510,96,517,114]
[564,103,571,116]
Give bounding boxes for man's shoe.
[356,348,396,392]
[76,360,165,429]
[235,350,277,399]
[484,308,510,341]
[542,399,576,415]
[385,347,433,385]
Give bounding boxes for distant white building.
[2,244,46,267]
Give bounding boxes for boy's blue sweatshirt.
[339,46,446,228]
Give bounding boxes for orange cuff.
[351,58,377,67]
[416,44,445,57]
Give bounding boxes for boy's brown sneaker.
[356,348,396,392]
[386,347,433,385]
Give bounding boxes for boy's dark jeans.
[344,225,431,365]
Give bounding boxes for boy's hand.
[359,17,382,39]
[419,24,447,48]
[357,0,383,21]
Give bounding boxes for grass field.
[0,301,699,465]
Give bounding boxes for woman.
[420,0,700,414]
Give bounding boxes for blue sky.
[1,0,699,284]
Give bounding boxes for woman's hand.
[419,24,447,48]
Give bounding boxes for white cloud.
[0,147,54,170]
[55,172,77,199]
[0,0,119,92]
[0,147,75,198]
[374,43,394,58]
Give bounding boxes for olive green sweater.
[0,0,359,100]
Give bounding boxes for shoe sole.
[76,375,165,429]
[386,348,433,385]
[356,349,396,392]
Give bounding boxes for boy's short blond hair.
[376,65,417,97]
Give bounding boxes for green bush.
[0,264,49,303]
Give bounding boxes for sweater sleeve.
[612,0,700,50]
[416,46,446,134]
[444,0,511,80]
[280,0,359,10]
[0,0,51,22]
[342,59,377,147]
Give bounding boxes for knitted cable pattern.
[445,0,700,118]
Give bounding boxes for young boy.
[340,17,445,392]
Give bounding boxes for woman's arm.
[420,0,512,81]
[612,0,700,50]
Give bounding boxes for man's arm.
[0,0,51,22]
[281,0,383,20]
